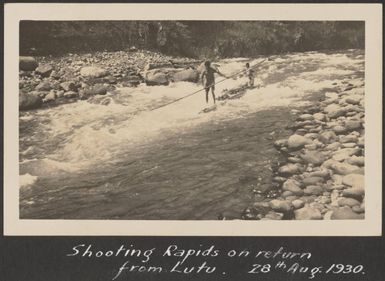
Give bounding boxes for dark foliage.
[20,21,364,57]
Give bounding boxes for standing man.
[201,60,227,105]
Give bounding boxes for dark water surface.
[20,109,292,219]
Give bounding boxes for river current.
[19,49,364,219]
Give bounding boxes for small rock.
[328,161,360,175]
[313,112,325,121]
[292,199,305,209]
[332,148,361,162]
[332,125,348,135]
[287,134,312,150]
[263,211,284,220]
[278,163,301,176]
[35,81,52,91]
[342,174,364,189]
[60,81,77,92]
[345,120,361,131]
[64,91,78,98]
[338,197,361,207]
[294,206,322,220]
[42,91,56,102]
[35,64,53,77]
[80,66,109,78]
[346,155,365,166]
[342,187,365,199]
[303,185,324,195]
[318,131,338,144]
[300,150,326,165]
[282,179,303,196]
[331,206,364,219]
[269,199,293,213]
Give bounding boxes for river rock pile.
[243,79,365,220]
[19,50,200,111]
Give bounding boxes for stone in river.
[340,134,358,143]
[302,177,324,186]
[308,169,330,178]
[64,91,78,98]
[331,206,364,220]
[171,69,199,83]
[338,197,361,207]
[35,64,53,77]
[263,211,284,220]
[325,142,341,151]
[327,161,360,175]
[42,91,56,102]
[332,125,348,135]
[19,56,38,71]
[80,84,108,99]
[303,185,324,196]
[19,92,42,110]
[294,206,322,220]
[269,199,293,213]
[332,148,361,162]
[345,120,362,131]
[282,179,304,196]
[80,66,109,78]
[300,150,325,165]
[292,199,305,209]
[352,205,365,214]
[313,112,325,121]
[346,155,365,166]
[342,174,364,189]
[35,81,52,91]
[60,81,77,92]
[287,134,312,150]
[273,139,288,148]
[144,69,170,86]
[287,157,303,163]
[345,95,362,105]
[298,114,313,121]
[324,104,345,118]
[318,131,338,144]
[342,187,365,199]
[278,163,301,176]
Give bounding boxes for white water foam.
[19,50,364,174]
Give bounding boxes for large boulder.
[19,56,38,71]
[19,92,42,110]
[171,69,199,83]
[80,66,109,78]
[144,69,169,86]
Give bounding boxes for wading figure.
[245,62,255,88]
[201,60,227,105]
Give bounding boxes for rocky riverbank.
[19,49,201,111]
[243,78,365,220]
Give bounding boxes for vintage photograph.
[18,19,367,221]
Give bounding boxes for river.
[19,49,364,219]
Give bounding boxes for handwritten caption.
[66,244,365,280]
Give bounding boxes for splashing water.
[19,49,364,219]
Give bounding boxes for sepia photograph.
[4,3,382,235]
[18,19,367,220]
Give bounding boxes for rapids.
[19,49,364,219]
